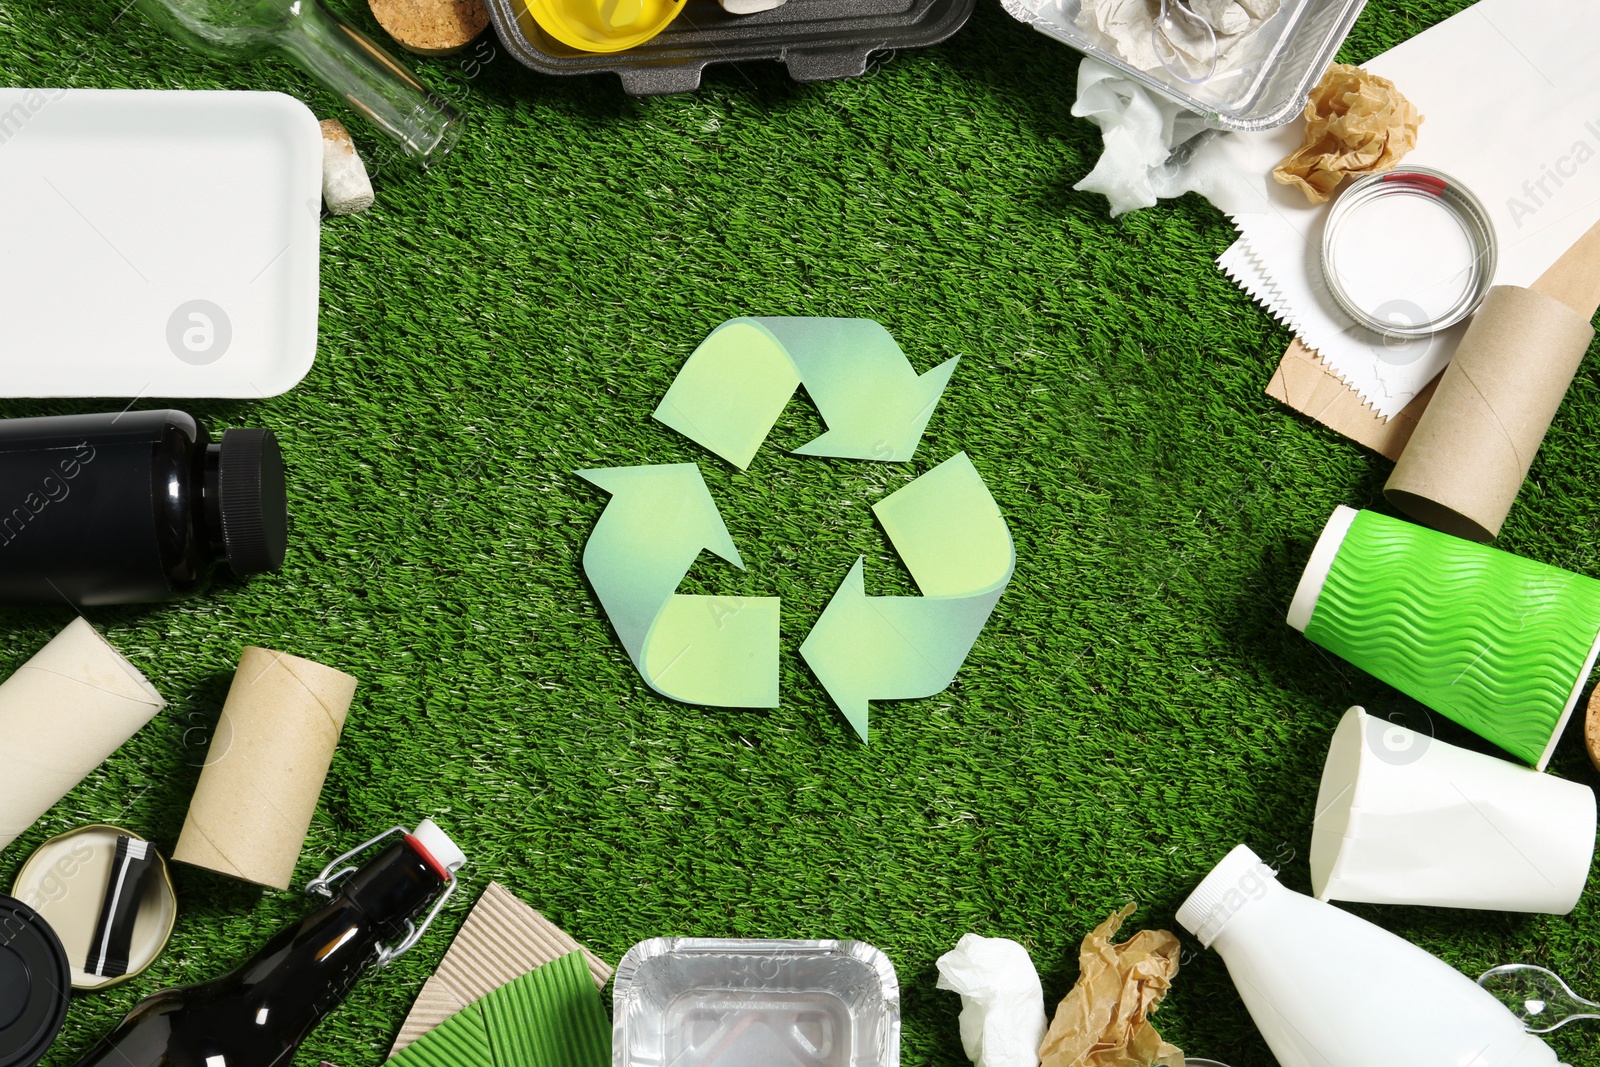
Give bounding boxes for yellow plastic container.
[526,0,686,53]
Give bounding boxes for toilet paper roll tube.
[1385,285,1595,541]
[0,619,166,852]
[173,647,357,890]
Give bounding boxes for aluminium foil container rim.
[612,936,902,1066]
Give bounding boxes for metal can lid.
[0,895,70,1067]
[1321,165,1498,340]
[10,824,178,992]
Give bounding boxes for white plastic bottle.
[1176,845,1559,1067]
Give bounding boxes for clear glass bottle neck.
[275,1,461,163]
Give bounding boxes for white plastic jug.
[1176,845,1561,1067]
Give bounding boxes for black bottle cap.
[0,896,70,1067]
[218,428,288,576]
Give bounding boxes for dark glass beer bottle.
[71,822,464,1067]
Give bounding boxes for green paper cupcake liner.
[390,950,610,1067]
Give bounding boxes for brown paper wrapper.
[389,881,612,1056]
[173,647,357,890]
[1039,904,1182,1067]
[1268,339,1440,461]
[1385,285,1595,542]
[0,619,166,851]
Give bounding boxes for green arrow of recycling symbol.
[579,317,1014,741]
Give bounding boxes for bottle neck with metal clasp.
[70,821,466,1067]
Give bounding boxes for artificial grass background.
[4,1,1599,1064]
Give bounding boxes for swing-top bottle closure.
[305,820,467,969]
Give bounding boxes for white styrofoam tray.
[0,89,321,397]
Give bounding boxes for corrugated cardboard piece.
[1267,340,1439,462]
[390,882,612,1057]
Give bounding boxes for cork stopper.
[320,119,375,217]
[369,0,490,55]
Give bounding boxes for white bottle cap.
[1176,844,1278,948]
[410,819,467,875]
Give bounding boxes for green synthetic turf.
[5,1,1600,1065]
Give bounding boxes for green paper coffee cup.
[1288,506,1600,769]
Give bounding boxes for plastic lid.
[409,820,467,876]
[0,896,70,1067]
[1175,844,1277,948]
[218,428,288,576]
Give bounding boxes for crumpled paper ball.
[936,934,1048,1067]
[1038,904,1182,1067]
[1071,58,1267,217]
[1274,62,1422,204]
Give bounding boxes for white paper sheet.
[1220,0,1600,417]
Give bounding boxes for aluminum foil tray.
[612,937,901,1067]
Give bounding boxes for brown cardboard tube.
[173,648,357,890]
[1384,285,1595,542]
[0,619,166,852]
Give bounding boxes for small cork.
[1586,685,1600,773]
[320,119,375,217]
[369,0,489,55]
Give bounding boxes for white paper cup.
[1313,706,1596,914]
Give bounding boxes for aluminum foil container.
[612,937,901,1067]
[998,0,1368,131]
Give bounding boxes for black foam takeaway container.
[485,0,975,95]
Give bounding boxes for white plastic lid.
[1175,844,1277,948]
[410,819,467,875]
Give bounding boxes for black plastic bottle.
[0,410,287,604]
[72,823,464,1067]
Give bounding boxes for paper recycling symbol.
[578,317,1014,741]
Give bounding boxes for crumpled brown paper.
[1274,63,1422,204]
[1038,904,1183,1067]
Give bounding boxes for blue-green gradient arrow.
[800,452,1014,741]
[578,463,778,708]
[653,317,959,470]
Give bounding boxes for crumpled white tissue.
[936,934,1047,1067]
[1071,58,1267,217]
